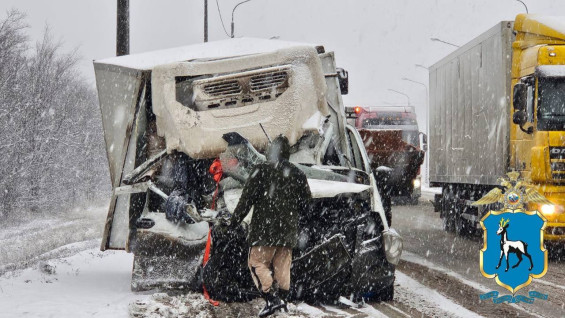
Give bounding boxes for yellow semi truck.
[429,14,565,244]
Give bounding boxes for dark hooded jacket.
[230,136,311,248]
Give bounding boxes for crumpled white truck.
[94,38,402,302]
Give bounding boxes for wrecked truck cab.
[94,38,402,301]
[150,45,330,159]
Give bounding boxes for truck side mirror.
[419,132,428,151]
[513,110,527,126]
[337,67,349,95]
[513,111,534,134]
[513,83,527,112]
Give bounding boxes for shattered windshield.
[402,130,419,147]
[538,77,565,130]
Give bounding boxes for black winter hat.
[266,135,290,163]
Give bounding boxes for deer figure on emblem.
[496,218,533,272]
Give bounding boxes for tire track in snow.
[398,254,546,318]
[535,277,565,291]
[394,270,484,318]
[381,302,411,318]
[335,297,388,317]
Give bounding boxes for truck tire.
[442,188,456,233]
[455,190,480,237]
[443,214,455,233]
[455,215,471,237]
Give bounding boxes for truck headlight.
[541,204,555,215]
[413,178,421,188]
[383,228,403,265]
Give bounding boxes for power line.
[215,0,231,37]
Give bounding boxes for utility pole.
[116,0,129,56]
[204,0,208,42]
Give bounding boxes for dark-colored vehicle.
[347,106,426,205]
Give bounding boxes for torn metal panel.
[94,64,146,186]
[95,66,148,250]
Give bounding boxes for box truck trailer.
[429,15,565,244]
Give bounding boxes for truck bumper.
[535,188,565,242]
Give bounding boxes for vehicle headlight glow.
[541,204,555,215]
[413,178,421,188]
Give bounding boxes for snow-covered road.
[0,245,138,318]
[1,201,564,317]
[0,242,484,318]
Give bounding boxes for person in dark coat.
[230,135,311,317]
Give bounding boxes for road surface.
[393,199,565,318]
[1,199,563,317]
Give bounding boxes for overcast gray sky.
[2,0,565,128]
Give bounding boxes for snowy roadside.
[0,204,107,275]
[0,248,140,318]
[0,243,492,318]
[0,245,324,318]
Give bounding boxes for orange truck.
[347,106,427,205]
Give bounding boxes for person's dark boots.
[258,290,283,317]
[276,289,290,313]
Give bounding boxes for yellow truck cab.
[512,14,565,241]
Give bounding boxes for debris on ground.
[38,261,56,275]
[128,292,313,318]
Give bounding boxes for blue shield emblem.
[480,210,548,293]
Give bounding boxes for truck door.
[345,125,388,226]
[345,125,371,173]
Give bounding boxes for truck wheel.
[455,216,468,236]
[455,197,478,237]
[443,214,455,232]
[457,216,479,237]
[442,190,456,233]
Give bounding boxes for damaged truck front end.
[94,38,402,302]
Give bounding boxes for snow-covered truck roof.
[95,38,323,70]
[514,14,565,42]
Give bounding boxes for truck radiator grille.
[250,71,288,91]
[546,226,565,236]
[551,162,565,171]
[186,65,291,111]
[203,80,242,96]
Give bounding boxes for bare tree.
[0,9,109,220]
